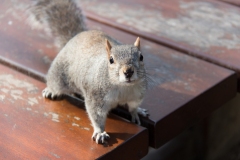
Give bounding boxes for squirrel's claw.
[137,107,149,117]
[42,88,62,100]
[92,131,110,144]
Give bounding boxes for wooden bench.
[218,0,240,6]
[0,64,148,159]
[76,0,240,158]
[0,0,236,155]
[0,1,149,159]
[79,0,240,90]
[88,20,236,148]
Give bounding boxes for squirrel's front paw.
[131,107,149,125]
[137,107,149,117]
[92,131,110,144]
[42,88,62,100]
[131,111,141,125]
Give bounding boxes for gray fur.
[30,0,148,144]
[28,0,86,50]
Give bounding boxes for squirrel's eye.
[139,54,143,61]
[109,56,114,64]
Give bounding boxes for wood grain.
[78,0,240,79]
[218,0,240,6]
[0,0,237,148]
[0,64,148,160]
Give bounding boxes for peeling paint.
[49,112,60,122]
[72,123,79,127]
[0,74,39,105]
[26,108,32,111]
[83,127,90,131]
[10,90,23,100]
[28,97,38,106]
[1,88,9,93]
[44,112,49,117]
[80,0,240,49]
[50,152,60,159]
[43,55,52,64]
[74,116,81,121]
[0,95,5,101]
[0,74,35,89]
[8,21,13,25]
[12,124,16,131]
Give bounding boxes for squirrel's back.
[28,0,87,50]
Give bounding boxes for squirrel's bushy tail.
[28,0,87,50]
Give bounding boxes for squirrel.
[28,0,149,144]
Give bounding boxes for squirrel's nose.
[124,68,134,78]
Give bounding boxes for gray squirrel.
[28,0,148,144]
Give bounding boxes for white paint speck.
[0,95,5,101]
[0,74,36,91]
[49,112,60,122]
[52,119,60,122]
[50,152,60,159]
[12,124,16,130]
[26,108,32,111]
[8,21,12,25]
[1,88,9,93]
[72,123,79,127]
[43,56,52,64]
[28,97,38,106]
[10,90,23,100]
[74,116,81,121]
[83,127,90,131]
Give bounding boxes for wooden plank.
[218,0,240,6]
[78,0,240,79]
[0,0,56,81]
[89,20,237,148]
[0,0,237,148]
[0,64,148,160]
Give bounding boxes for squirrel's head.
[106,37,146,86]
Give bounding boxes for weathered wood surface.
[219,0,240,6]
[0,0,55,81]
[79,0,240,79]
[0,0,237,148]
[0,64,148,160]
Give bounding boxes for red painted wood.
[88,20,237,147]
[0,64,148,160]
[218,0,240,6]
[0,0,237,148]
[78,0,240,80]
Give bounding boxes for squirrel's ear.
[134,37,140,50]
[106,39,112,58]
